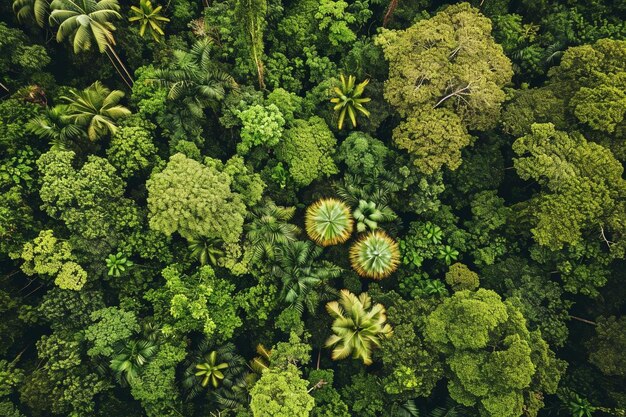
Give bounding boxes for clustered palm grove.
[1,0,625,415]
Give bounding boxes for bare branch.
[434,82,472,108]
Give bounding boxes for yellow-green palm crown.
[49,0,121,53]
[330,74,371,130]
[349,230,400,280]
[305,198,354,246]
[129,0,170,42]
[325,289,393,365]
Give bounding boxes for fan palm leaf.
[305,198,354,246]
[349,231,400,280]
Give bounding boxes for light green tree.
[85,307,139,357]
[236,104,285,154]
[145,265,242,340]
[512,123,626,252]
[276,117,338,186]
[37,150,140,247]
[445,263,480,291]
[16,230,87,291]
[250,364,315,417]
[376,3,512,173]
[424,289,565,417]
[106,119,159,178]
[146,153,247,247]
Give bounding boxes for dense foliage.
[1,0,625,416]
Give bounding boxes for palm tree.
[151,39,237,118]
[325,289,393,365]
[110,322,160,384]
[333,173,400,208]
[245,200,300,263]
[110,338,158,383]
[249,343,271,375]
[273,241,341,314]
[353,200,397,233]
[349,231,400,280]
[330,74,371,130]
[60,81,131,141]
[182,341,246,400]
[27,104,87,149]
[13,0,50,27]
[105,252,133,277]
[305,198,354,247]
[187,236,224,266]
[195,351,228,389]
[48,0,133,87]
[129,0,170,42]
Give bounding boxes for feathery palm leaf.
[333,173,400,207]
[305,198,354,246]
[150,39,237,117]
[325,289,393,365]
[273,240,341,314]
[349,231,400,280]
[110,338,158,384]
[49,0,121,53]
[27,104,86,149]
[13,0,50,27]
[60,81,130,141]
[245,200,300,263]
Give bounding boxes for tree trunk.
[106,45,134,89]
[383,0,398,27]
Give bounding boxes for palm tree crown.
[13,0,50,27]
[349,230,400,280]
[129,0,170,42]
[60,81,131,141]
[325,289,393,365]
[353,199,397,233]
[49,0,121,53]
[330,74,371,130]
[27,105,86,148]
[187,236,224,266]
[305,198,354,247]
[110,338,158,383]
[182,341,246,400]
[245,200,300,263]
[273,240,341,314]
[151,39,237,118]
